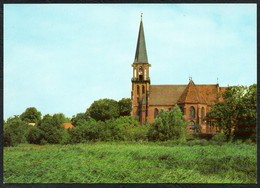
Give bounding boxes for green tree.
[148,105,187,141]
[27,126,44,144]
[20,107,42,124]
[71,113,90,126]
[86,98,120,121]
[37,113,68,144]
[118,98,132,116]
[4,116,29,146]
[207,84,256,141]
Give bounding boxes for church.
[130,16,227,133]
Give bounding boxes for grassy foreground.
[4,142,256,183]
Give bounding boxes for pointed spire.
[134,14,148,64]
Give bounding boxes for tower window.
[142,85,145,94]
[138,66,143,80]
[137,85,140,95]
[144,69,147,80]
[190,106,195,119]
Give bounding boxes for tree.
[86,98,120,121]
[27,126,44,144]
[20,107,42,125]
[148,105,187,141]
[37,113,68,144]
[118,98,132,116]
[71,113,90,127]
[4,116,29,146]
[206,84,256,141]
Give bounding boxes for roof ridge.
[177,80,207,104]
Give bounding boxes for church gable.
[177,80,207,104]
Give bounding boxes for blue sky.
[4,4,256,120]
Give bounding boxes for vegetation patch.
[4,142,256,184]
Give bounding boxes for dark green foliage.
[68,119,106,143]
[20,107,42,125]
[207,84,256,140]
[27,126,44,144]
[4,116,30,147]
[38,113,68,144]
[118,98,132,116]
[86,98,120,121]
[71,113,90,126]
[148,105,187,141]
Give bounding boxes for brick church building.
[131,16,227,133]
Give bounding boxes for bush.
[211,133,227,144]
[148,105,187,141]
[4,117,30,147]
[185,139,209,146]
[27,126,44,144]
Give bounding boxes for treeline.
[4,99,187,146]
[4,84,256,147]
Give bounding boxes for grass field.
[4,142,256,183]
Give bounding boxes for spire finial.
[141,13,143,20]
[217,77,219,84]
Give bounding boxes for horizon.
[4,4,256,120]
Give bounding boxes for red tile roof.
[63,123,74,129]
[149,85,186,105]
[177,80,207,104]
[149,82,226,106]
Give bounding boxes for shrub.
[27,126,44,144]
[185,139,209,146]
[211,133,227,144]
[148,105,187,141]
[3,117,30,147]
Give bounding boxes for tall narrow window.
[201,107,205,119]
[142,85,145,94]
[137,85,140,95]
[144,69,147,80]
[134,69,137,78]
[138,66,143,80]
[190,121,195,130]
[190,106,195,119]
[154,108,159,118]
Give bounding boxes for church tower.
[131,14,151,124]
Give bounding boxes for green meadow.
[4,142,256,184]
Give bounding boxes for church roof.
[133,15,148,64]
[149,82,225,106]
[149,85,187,105]
[177,80,207,104]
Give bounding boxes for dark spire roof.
[134,14,148,64]
[177,80,207,104]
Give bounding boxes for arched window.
[190,121,195,130]
[137,85,140,95]
[201,107,205,119]
[134,68,137,78]
[142,85,145,94]
[190,106,195,119]
[139,66,143,80]
[154,108,159,118]
[144,69,147,80]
